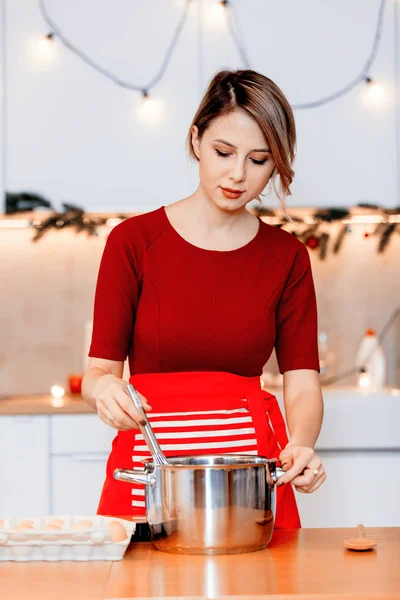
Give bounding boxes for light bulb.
[361,77,388,108]
[204,0,227,30]
[358,369,371,389]
[136,94,164,124]
[27,33,56,66]
[38,33,54,50]
[51,384,65,399]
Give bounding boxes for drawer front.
[50,454,109,515]
[50,414,116,454]
[0,416,49,517]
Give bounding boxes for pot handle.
[113,468,156,487]
[271,466,286,483]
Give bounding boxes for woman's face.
[191,109,275,212]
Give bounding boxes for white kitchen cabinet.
[50,414,116,454]
[274,388,400,527]
[295,450,400,528]
[50,453,109,515]
[48,414,115,514]
[0,416,49,517]
[1,387,399,526]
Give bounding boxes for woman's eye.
[215,149,267,165]
[215,149,230,158]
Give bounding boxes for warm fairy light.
[361,77,387,108]
[264,217,284,225]
[51,384,65,399]
[106,218,125,227]
[0,219,30,228]
[342,215,385,224]
[26,33,56,66]
[204,0,227,30]
[136,95,164,124]
[51,384,65,407]
[51,397,65,408]
[38,32,54,50]
[358,370,371,389]
[1,213,399,228]
[303,216,316,225]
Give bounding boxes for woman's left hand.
[277,444,326,493]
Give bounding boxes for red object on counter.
[68,373,83,395]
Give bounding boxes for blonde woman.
[83,69,326,533]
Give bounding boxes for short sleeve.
[88,226,139,361]
[275,243,320,374]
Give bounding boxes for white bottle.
[355,328,386,392]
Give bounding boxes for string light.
[1,210,399,229]
[27,30,56,65]
[136,94,164,125]
[204,0,227,30]
[361,76,387,107]
[38,0,192,94]
[38,31,54,48]
[36,0,388,110]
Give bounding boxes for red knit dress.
[89,205,320,525]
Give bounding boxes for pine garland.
[3,191,400,257]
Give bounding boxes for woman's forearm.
[283,387,324,448]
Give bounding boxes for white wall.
[1,1,400,395]
[1,0,398,213]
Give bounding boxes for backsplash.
[1,217,399,394]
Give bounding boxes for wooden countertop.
[0,393,95,415]
[1,526,399,599]
[1,385,399,416]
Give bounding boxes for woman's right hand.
[92,374,152,430]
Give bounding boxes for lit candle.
[51,384,65,408]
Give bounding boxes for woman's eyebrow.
[213,138,271,153]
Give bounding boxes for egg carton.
[0,515,136,561]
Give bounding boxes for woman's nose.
[228,161,246,183]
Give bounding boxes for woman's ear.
[191,125,200,160]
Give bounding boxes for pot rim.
[139,453,279,470]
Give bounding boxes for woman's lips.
[220,187,244,199]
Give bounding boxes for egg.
[14,522,35,532]
[47,518,64,528]
[45,523,62,531]
[72,519,93,532]
[107,520,128,542]
[18,519,34,526]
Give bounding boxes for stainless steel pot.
[113,454,285,555]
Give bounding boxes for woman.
[82,69,326,532]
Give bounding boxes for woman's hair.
[186,69,296,209]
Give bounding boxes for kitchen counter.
[1,526,399,599]
[0,393,95,414]
[1,385,399,416]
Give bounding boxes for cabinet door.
[50,454,109,515]
[0,416,49,517]
[50,414,116,454]
[295,450,400,527]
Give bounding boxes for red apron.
[97,371,301,529]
